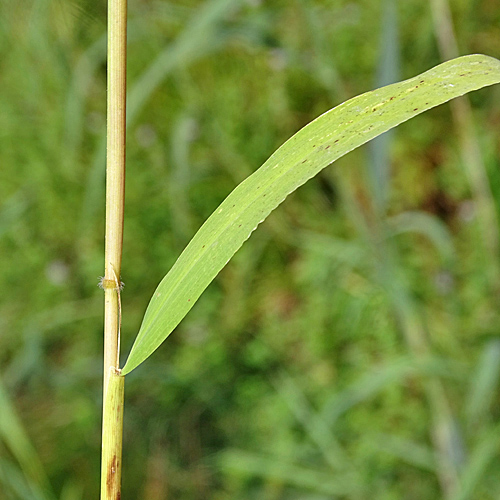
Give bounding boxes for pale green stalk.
[101,0,127,498]
[430,0,500,278]
[100,370,125,500]
[428,2,499,494]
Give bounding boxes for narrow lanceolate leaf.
[122,54,500,375]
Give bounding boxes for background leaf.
[4,2,500,496]
[122,54,500,375]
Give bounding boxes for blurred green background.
[1,0,500,499]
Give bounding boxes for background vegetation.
[1,0,500,499]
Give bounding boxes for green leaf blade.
[122,54,500,375]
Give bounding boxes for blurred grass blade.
[217,449,361,496]
[296,231,367,268]
[367,0,399,210]
[320,356,456,423]
[0,459,50,500]
[274,371,347,470]
[64,35,107,157]
[431,0,500,275]
[0,190,29,240]
[127,0,241,125]
[387,210,455,265]
[168,113,198,243]
[464,339,500,427]
[122,54,500,374]
[0,377,55,500]
[450,424,500,500]
[372,433,436,471]
[80,0,241,230]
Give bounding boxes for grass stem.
[101,0,127,498]
[101,369,125,500]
